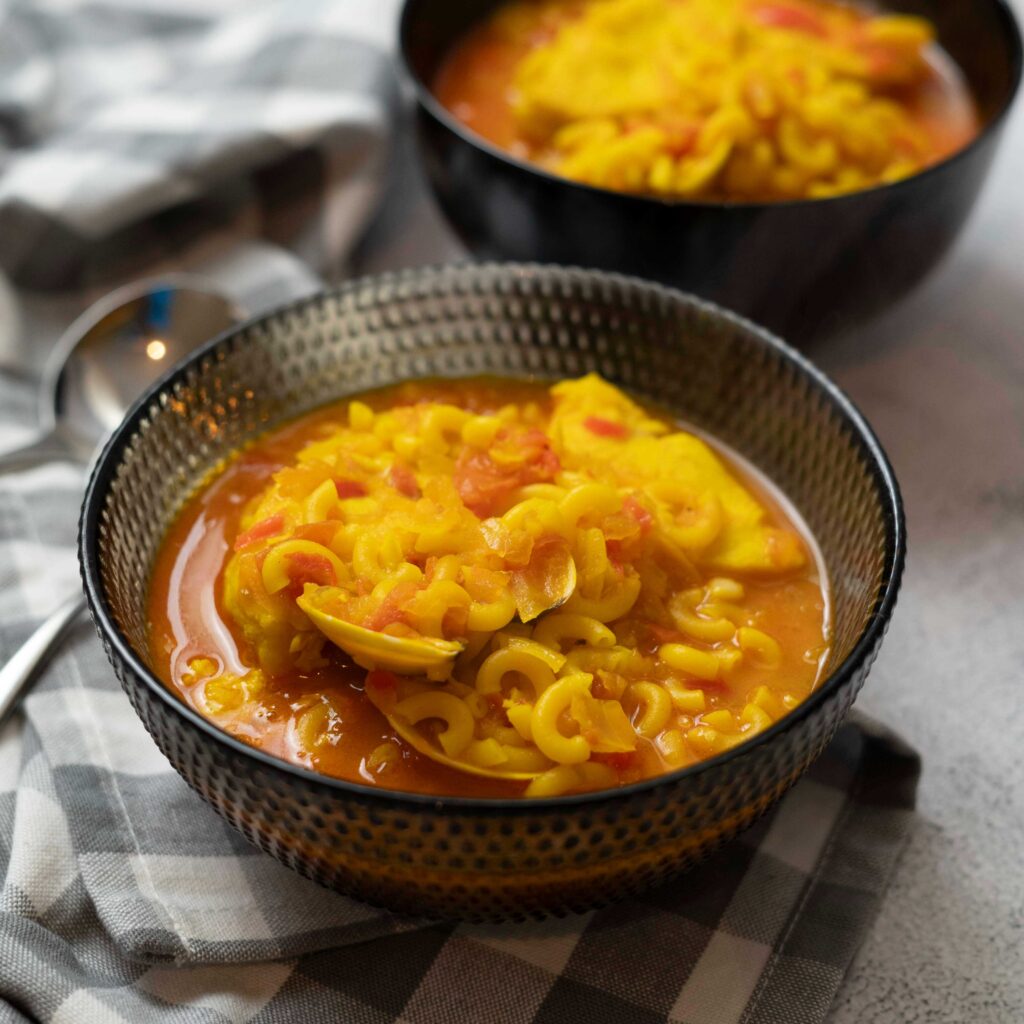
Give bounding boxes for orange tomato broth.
[433,0,979,202]
[147,378,829,798]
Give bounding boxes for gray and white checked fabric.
[0,376,921,1022]
[0,0,398,291]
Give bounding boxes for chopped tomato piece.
[751,3,826,35]
[285,553,337,588]
[623,496,654,533]
[364,603,405,633]
[454,428,560,517]
[365,670,399,709]
[366,669,397,691]
[593,536,625,576]
[584,416,628,438]
[389,462,420,498]
[233,514,284,551]
[363,581,420,632]
[334,479,367,499]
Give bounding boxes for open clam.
[363,674,550,781]
[297,590,463,676]
[386,714,549,781]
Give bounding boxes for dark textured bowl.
[400,0,1022,342]
[80,264,904,921]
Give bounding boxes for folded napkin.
[0,0,397,292]
[0,369,920,1023]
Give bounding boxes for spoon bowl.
[0,278,241,727]
[0,278,241,472]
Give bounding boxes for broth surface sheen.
[148,377,830,798]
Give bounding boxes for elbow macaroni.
[435,0,976,203]
[204,374,826,797]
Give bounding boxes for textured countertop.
[815,141,1024,1022]
[352,18,1024,1017]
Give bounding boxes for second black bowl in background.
[400,0,1022,343]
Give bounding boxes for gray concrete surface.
[821,127,1024,1023]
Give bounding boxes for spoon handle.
[0,429,74,476]
[0,593,86,726]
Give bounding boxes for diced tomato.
[524,430,561,478]
[365,670,398,695]
[597,539,625,577]
[454,428,560,518]
[389,462,420,498]
[752,3,826,36]
[285,553,337,588]
[364,603,405,633]
[233,514,284,551]
[584,416,628,438]
[366,670,396,691]
[623,496,654,533]
[455,449,513,516]
[700,680,733,699]
[363,581,420,632]
[334,479,366,499]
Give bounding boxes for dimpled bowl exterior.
[80,264,903,921]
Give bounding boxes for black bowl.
[400,0,1022,342]
[80,263,904,921]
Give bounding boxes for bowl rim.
[397,0,1024,213]
[79,262,906,814]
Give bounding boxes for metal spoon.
[0,276,240,472]
[0,278,243,726]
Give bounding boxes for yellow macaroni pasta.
[151,375,830,798]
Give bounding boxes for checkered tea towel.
[0,0,398,291]
[0,372,921,1023]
